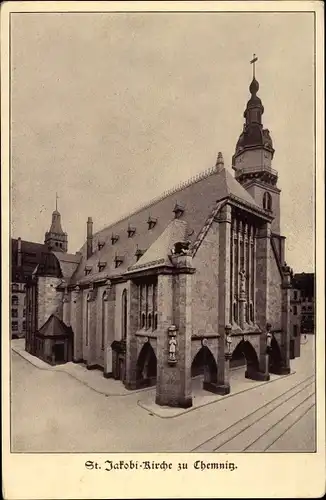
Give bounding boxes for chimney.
[17,237,22,267]
[215,152,224,172]
[87,217,93,259]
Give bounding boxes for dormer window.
[98,261,107,272]
[111,234,119,245]
[135,248,145,262]
[114,255,124,268]
[173,202,185,218]
[98,239,105,251]
[147,215,157,230]
[85,265,92,276]
[127,224,136,238]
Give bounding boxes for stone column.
[215,205,232,394]
[155,254,194,408]
[124,281,139,389]
[259,323,271,381]
[70,285,83,362]
[104,282,116,378]
[280,266,292,374]
[256,222,271,369]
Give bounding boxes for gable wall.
[192,222,220,336]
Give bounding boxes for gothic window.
[23,321,26,330]
[233,302,238,323]
[86,293,90,346]
[293,325,298,337]
[12,295,18,306]
[293,305,298,316]
[263,192,272,211]
[249,302,254,323]
[11,321,18,331]
[122,289,127,340]
[11,309,18,318]
[230,214,257,327]
[147,216,157,230]
[139,279,158,331]
[101,291,107,350]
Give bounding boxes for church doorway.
[136,342,157,388]
[230,340,259,378]
[191,346,218,393]
[54,343,65,363]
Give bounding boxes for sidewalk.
[11,339,152,397]
[137,367,294,418]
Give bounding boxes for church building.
[25,68,298,408]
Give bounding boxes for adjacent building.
[11,238,47,338]
[24,70,299,408]
[292,273,315,333]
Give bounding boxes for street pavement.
[10,336,315,453]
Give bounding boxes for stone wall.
[192,222,219,336]
[268,252,282,330]
[37,277,62,329]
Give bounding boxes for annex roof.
[37,314,72,338]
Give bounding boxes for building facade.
[25,73,298,408]
[11,238,48,338]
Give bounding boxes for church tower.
[44,194,68,252]
[232,55,281,234]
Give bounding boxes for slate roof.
[51,251,81,279]
[70,165,266,284]
[37,314,72,337]
[127,219,188,273]
[11,239,48,282]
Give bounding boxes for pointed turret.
[44,193,68,252]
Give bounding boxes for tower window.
[263,192,272,211]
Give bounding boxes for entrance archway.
[231,340,260,379]
[191,346,217,389]
[269,336,283,374]
[136,342,157,388]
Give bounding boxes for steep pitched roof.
[51,251,81,279]
[11,239,48,282]
[37,314,72,337]
[70,165,266,284]
[127,219,188,273]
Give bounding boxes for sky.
[10,11,315,273]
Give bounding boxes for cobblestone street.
[11,336,315,453]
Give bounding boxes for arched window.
[122,289,127,340]
[101,291,107,350]
[263,192,272,211]
[233,302,238,323]
[12,295,18,306]
[147,313,152,330]
[141,312,146,329]
[293,305,297,316]
[86,293,91,346]
[249,302,254,323]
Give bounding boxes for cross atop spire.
[250,53,258,78]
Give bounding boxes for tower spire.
[55,192,59,212]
